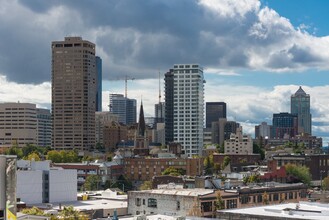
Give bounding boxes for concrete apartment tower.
[165,64,205,157]
[51,37,96,151]
[291,86,312,135]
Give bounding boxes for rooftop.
[130,188,214,197]
[219,202,329,219]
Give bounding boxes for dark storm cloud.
[1,0,328,83]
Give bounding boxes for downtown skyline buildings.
[51,37,97,151]
[165,64,205,157]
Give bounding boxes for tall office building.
[165,64,205,157]
[291,86,312,135]
[255,122,272,139]
[52,37,96,151]
[36,108,52,147]
[155,102,165,124]
[0,103,37,147]
[206,102,226,128]
[164,69,174,145]
[272,112,298,139]
[109,94,136,125]
[96,56,102,112]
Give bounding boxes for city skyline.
[0,0,329,142]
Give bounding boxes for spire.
[137,99,146,136]
[295,86,307,96]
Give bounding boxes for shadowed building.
[272,112,298,139]
[206,102,226,128]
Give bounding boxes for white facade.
[224,126,253,154]
[17,170,43,204]
[172,64,204,157]
[17,160,77,204]
[49,169,77,203]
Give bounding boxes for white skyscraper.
[168,64,205,157]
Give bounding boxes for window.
[148,198,157,208]
[226,199,237,209]
[136,198,141,206]
[201,201,212,212]
[241,196,250,204]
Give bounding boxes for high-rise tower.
[206,102,226,128]
[165,64,205,157]
[109,94,136,125]
[291,86,312,135]
[52,37,96,151]
[96,56,102,112]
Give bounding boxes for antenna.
[158,71,161,103]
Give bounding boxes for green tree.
[139,181,152,190]
[243,174,260,185]
[204,155,214,175]
[46,150,62,163]
[5,146,23,159]
[83,175,101,191]
[22,144,39,157]
[112,175,133,192]
[323,176,329,191]
[25,152,41,161]
[253,143,265,160]
[222,156,231,170]
[217,144,224,153]
[64,150,79,162]
[285,163,311,186]
[214,191,225,210]
[162,167,186,176]
[22,206,46,216]
[59,206,88,219]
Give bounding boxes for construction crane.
[124,75,135,98]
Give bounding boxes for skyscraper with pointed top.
[291,86,312,135]
[134,100,149,155]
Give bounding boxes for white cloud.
[0,74,50,108]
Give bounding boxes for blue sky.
[0,0,329,142]
[264,0,329,36]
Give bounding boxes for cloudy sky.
[1,0,329,142]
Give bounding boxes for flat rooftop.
[34,199,127,212]
[219,201,329,219]
[130,188,214,197]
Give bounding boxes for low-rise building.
[128,188,215,217]
[224,126,253,155]
[53,162,99,190]
[218,202,329,220]
[17,160,77,204]
[124,157,203,181]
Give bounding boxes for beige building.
[52,37,96,151]
[224,126,253,154]
[0,103,37,148]
[95,111,119,147]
